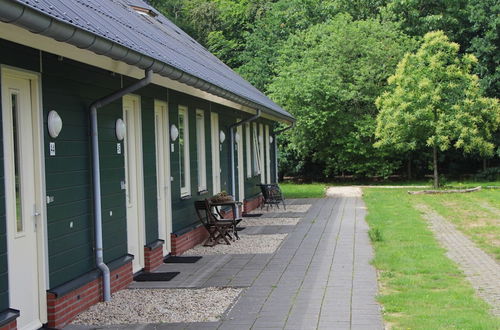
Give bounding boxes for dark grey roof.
[8,0,293,121]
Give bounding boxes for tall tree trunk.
[433,145,439,189]
[483,159,487,171]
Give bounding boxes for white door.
[123,94,146,273]
[211,113,221,194]
[265,125,271,184]
[259,123,265,183]
[2,68,45,330]
[154,100,172,255]
[236,122,245,203]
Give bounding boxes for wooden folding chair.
[257,183,286,211]
[194,200,236,246]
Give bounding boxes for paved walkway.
[68,194,383,329]
[417,204,500,316]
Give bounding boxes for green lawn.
[364,188,500,329]
[280,182,326,198]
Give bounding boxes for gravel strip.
[72,287,242,325]
[240,217,299,227]
[326,186,362,197]
[184,234,288,255]
[255,204,312,213]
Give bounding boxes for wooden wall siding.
[133,83,167,245]
[0,39,41,310]
[42,53,128,287]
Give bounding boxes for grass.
[280,182,326,198]
[412,188,500,261]
[364,188,500,329]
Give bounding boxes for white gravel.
[240,217,299,227]
[184,234,288,255]
[256,204,312,213]
[71,287,242,325]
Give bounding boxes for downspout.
[229,110,262,201]
[90,69,153,301]
[273,122,295,183]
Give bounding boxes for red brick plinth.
[0,320,16,330]
[171,225,208,256]
[144,242,164,272]
[46,261,132,329]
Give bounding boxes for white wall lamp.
[219,130,226,144]
[270,136,274,144]
[48,110,63,138]
[115,118,126,141]
[234,132,240,143]
[170,124,179,141]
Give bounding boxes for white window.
[259,123,265,183]
[196,109,207,192]
[246,123,252,178]
[178,106,191,197]
[252,122,261,176]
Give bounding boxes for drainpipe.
[90,69,153,301]
[273,122,295,183]
[229,110,261,202]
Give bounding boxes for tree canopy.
[375,31,500,186]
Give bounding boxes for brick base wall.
[0,320,16,330]
[171,195,262,256]
[144,243,164,272]
[46,261,132,329]
[243,195,263,215]
[171,225,208,256]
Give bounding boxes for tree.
[269,14,414,178]
[375,31,500,188]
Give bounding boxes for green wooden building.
[0,0,294,329]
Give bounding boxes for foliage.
[364,188,500,328]
[375,31,500,187]
[269,15,413,178]
[475,166,500,182]
[279,183,325,198]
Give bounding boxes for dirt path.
[416,204,500,316]
[326,186,362,197]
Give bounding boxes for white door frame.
[236,121,245,203]
[123,94,146,272]
[1,66,48,329]
[210,112,221,194]
[154,100,172,255]
[265,125,271,184]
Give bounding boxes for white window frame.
[252,122,261,176]
[178,105,191,197]
[245,123,252,178]
[196,109,207,192]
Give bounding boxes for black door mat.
[243,213,262,217]
[164,256,202,264]
[134,272,179,282]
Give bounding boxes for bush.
[475,167,500,181]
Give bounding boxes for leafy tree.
[269,14,413,178]
[375,31,500,188]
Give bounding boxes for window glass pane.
[11,93,23,233]
[179,111,185,189]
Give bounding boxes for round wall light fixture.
[170,124,179,141]
[234,132,240,143]
[219,130,226,143]
[48,110,63,138]
[115,118,126,141]
[270,136,274,144]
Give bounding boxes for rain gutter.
[0,0,295,123]
[272,122,295,183]
[89,69,153,302]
